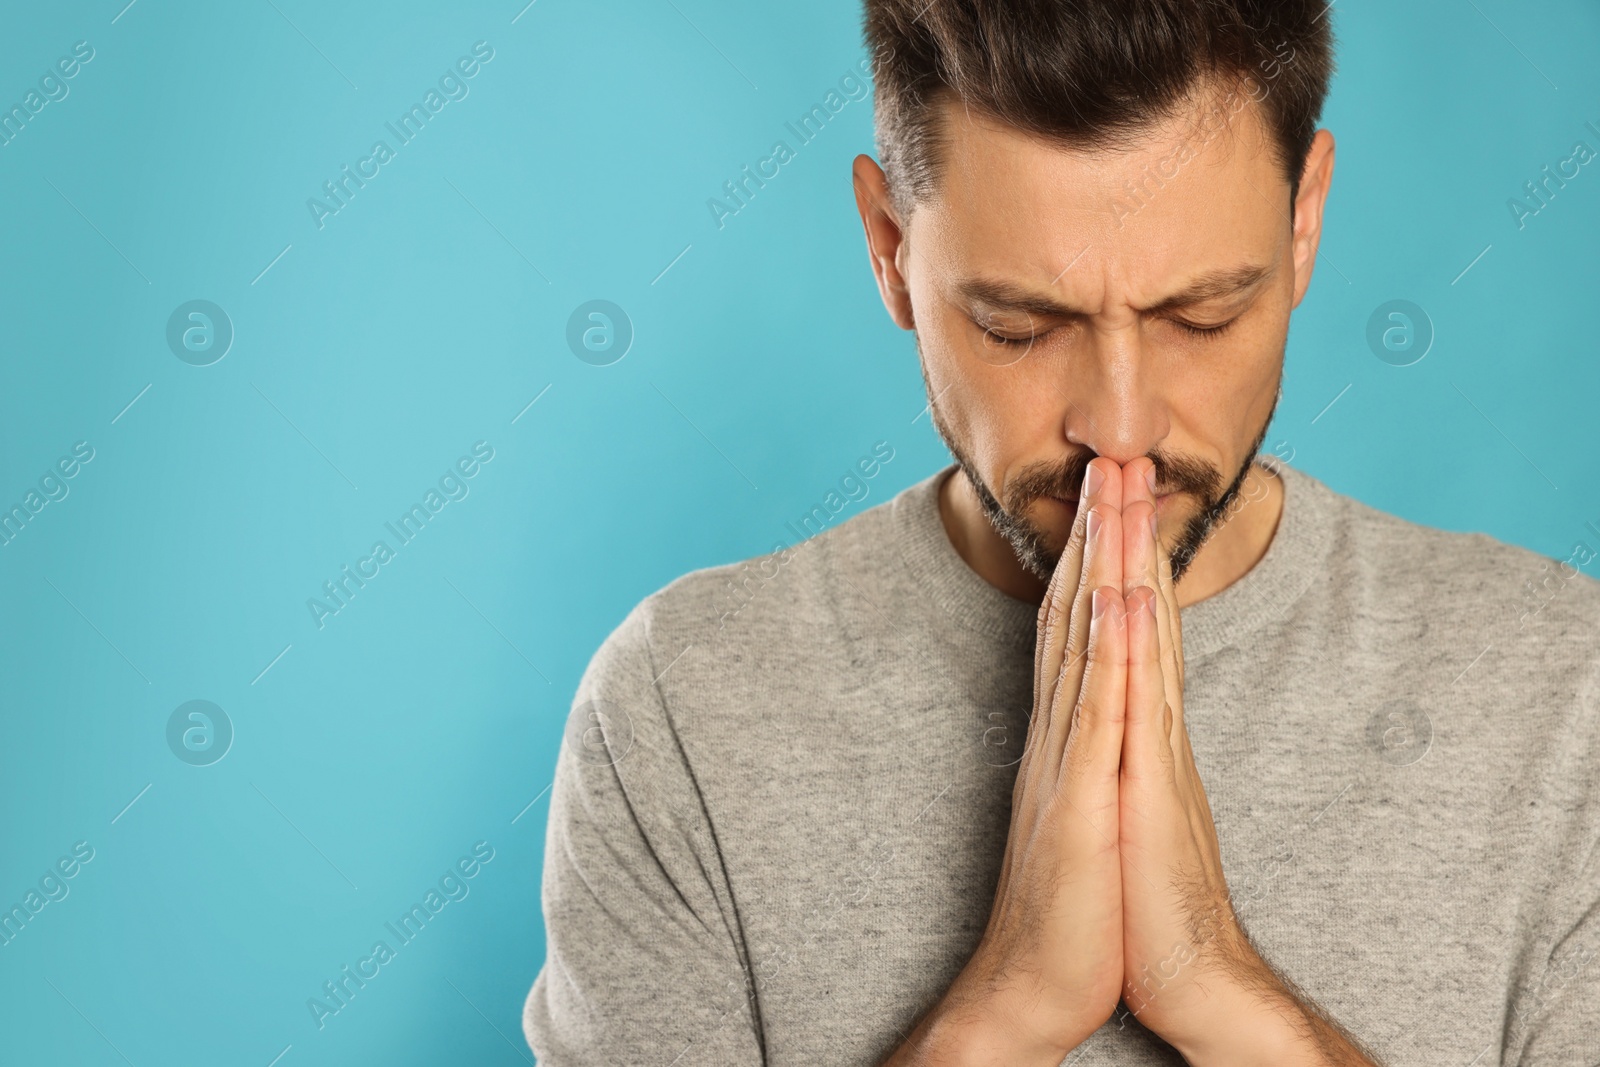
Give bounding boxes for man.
[524,1,1600,1063]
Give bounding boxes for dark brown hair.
[862,0,1336,221]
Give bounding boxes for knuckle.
[1072,690,1117,738]
[1060,718,1096,778]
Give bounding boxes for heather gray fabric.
[523,456,1600,1066]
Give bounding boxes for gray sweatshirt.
[523,457,1600,1065]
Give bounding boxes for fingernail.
[1087,507,1102,541]
[1145,590,1157,617]
[1083,463,1105,498]
[1092,587,1107,619]
[1144,466,1157,495]
[1149,512,1159,541]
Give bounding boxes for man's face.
[891,79,1321,582]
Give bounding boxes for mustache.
[1005,452,1222,508]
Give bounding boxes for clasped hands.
[943,457,1373,1066]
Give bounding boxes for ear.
[851,154,916,330]
[1289,129,1335,310]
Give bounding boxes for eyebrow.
[954,262,1273,319]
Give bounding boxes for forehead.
[912,82,1288,302]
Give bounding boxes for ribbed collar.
[890,454,1337,661]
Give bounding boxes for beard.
[917,342,1282,585]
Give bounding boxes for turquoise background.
[2,1,1596,1063]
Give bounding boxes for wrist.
[896,1004,1064,1066]
[912,968,1094,1066]
[1156,970,1317,1067]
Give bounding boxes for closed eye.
[1171,317,1237,338]
[971,315,1054,347]
[982,328,1048,346]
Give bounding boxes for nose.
[1060,323,1169,466]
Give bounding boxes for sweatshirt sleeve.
[1508,902,1600,1065]
[1507,656,1600,1065]
[523,599,765,1066]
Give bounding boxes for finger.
[1121,497,1163,665]
[1147,544,1196,804]
[1058,584,1128,805]
[1122,586,1173,784]
[1025,461,1098,783]
[1032,470,1093,730]
[1132,502,1184,751]
[1134,458,1182,700]
[1152,532,1185,713]
[1120,458,1163,603]
[1121,457,1181,710]
[1043,463,1124,772]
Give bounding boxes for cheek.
[934,355,1070,472]
[954,388,1069,502]
[1172,320,1284,441]
[914,308,980,423]
[1226,332,1286,428]
[916,294,974,369]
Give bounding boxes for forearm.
[1161,965,1383,1067]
